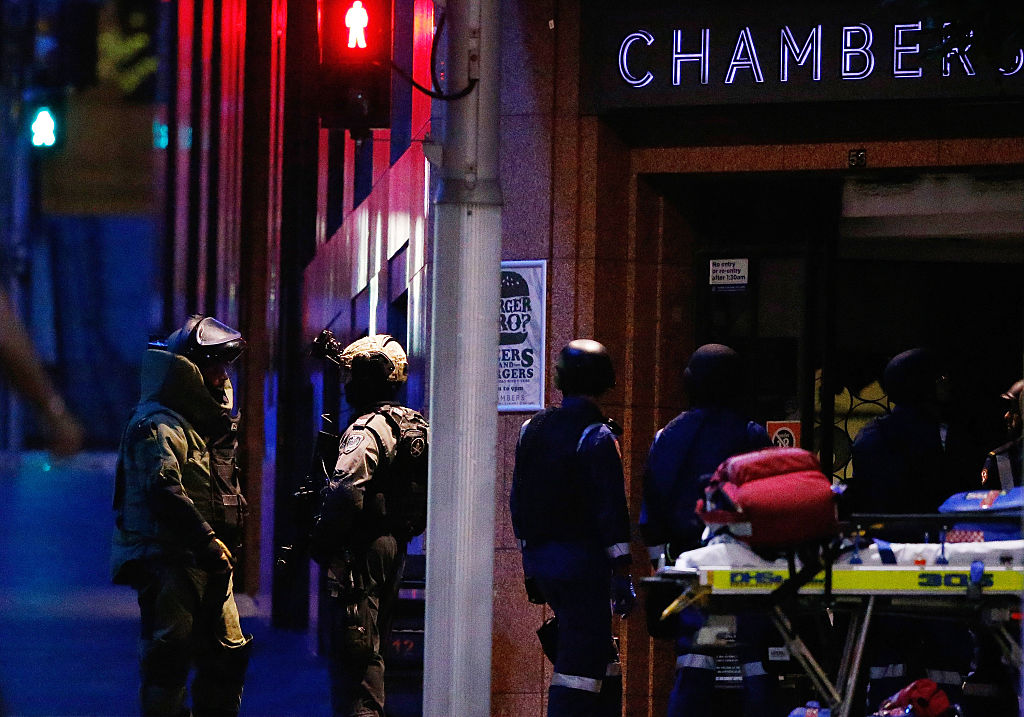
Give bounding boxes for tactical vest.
[511,404,610,546]
[310,404,429,558]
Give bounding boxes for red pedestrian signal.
[319,0,392,133]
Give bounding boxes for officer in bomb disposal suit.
[511,339,637,717]
[111,315,252,717]
[310,333,429,717]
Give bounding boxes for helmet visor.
[189,317,245,365]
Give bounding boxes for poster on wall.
[499,260,546,412]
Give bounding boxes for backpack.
[696,447,839,548]
[379,406,430,540]
[872,679,952,717]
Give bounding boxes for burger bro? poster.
[499,260,546,411]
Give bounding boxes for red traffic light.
[320,0,391,68]
[318,0,393,131]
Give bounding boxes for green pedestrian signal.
[30,106,58,148]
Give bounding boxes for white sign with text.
[499,260,546,411]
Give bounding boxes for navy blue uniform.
[640,406,771,717]
[640,407,769,560]
[849,404,963,519]
[851,362,977,710]
[511,396,631,717]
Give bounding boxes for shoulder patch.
[342,433,365,454]
[408,434,427,458]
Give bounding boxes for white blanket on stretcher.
[673,535,1024,569]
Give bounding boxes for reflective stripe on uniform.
[926,669,962,686]
[607,542,630,560]
[605,662,621,677]
[676,653,716,672]
[741,661,767,678]
[551,672,602,693]
[870,663,906,679]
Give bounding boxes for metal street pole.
[422,0,502,712]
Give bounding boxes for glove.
[524,576,545,605]
[198,536,235,573]
[611,573,637,617]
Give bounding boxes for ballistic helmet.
[165,315,245,366]
[684,344,742,407]
[555,339,615,397]
[338,334,408,386]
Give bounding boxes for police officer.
[639,343,772,717]
[850,348,973,709]
[510,339,636,717]
[980,379,1024,490]
[849,348,966,518]
[111,315,251,717]
[312,334,429,717]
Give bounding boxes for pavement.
[0,451,336,717]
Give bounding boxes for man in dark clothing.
[111,315,251,717]
[850,347,975,709]
[311,333,429,717]
[849,348,966,517]
[980,379,1024,491]
[511,339,636,717]
[639,343,772,717]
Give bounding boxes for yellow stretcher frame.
[676,564,1024,595]
[646,564,1024,717]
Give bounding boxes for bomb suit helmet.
[165,315,246,366]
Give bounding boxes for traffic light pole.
[422,0,502,713]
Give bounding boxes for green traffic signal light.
[30,106,58,148]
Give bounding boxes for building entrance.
[650,170,1024,482]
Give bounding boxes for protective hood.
[684,344,742,408]
[883,348,938,406]
[139,349,233,432]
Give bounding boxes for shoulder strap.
[996,452,1014,491]
[577,422,605,452]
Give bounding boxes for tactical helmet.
[338,334,408,385]
[555,339,615,397]
[683,344,743,407]
[164,315,246,365]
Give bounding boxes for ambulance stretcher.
[644,515,1024,717]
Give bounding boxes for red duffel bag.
[696,447,839,548]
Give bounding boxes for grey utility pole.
[422,0,502,712]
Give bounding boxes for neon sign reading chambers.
[580,3,1024,112]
